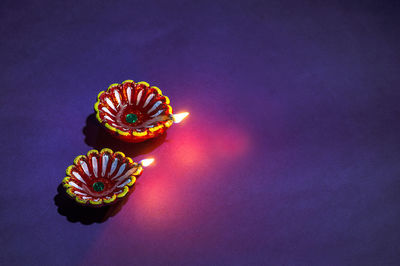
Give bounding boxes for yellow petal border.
[62,149,143,207]
[93,80,174,139]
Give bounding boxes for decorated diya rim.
[94,80,175,142]
[62,148,151,207]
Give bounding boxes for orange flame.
[172,112,189,123]
[140,158,155,167]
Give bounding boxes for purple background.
[1,0,400,265]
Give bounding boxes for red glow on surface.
[213,125,250,158]
[131,180,179,226]
[117,110,252,227]
[166,111,251,168]
[82,107,254,264]
[170,134,207,167]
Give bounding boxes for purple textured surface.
[1,0,400,265]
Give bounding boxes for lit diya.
[94,80,189,142]
[62,148,154,206]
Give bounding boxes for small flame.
[172,112,190,123]
[140,158,154,167]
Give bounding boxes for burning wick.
[172,112,190,123]
[139,158,155,167]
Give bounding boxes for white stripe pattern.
[92,156,98,178]
[117,178,131,188]
[102,107,115,117]
[151,109,164,118]
[80,161,91,177]
[105,98,117,111]
[116,167,138,183]
[72,172,86,184]
[114,90,121,106]
[102,154,109,176]
[112,163,126,180]
[69,181,84,190]
[136,90,143,105]
[104,115,114,121]
[74,191,88,196]
[147,100,162,114]
[127,87,132,104]
[109,158,118,176]
[143,94,154,107]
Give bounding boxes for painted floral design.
[94,80,174,142]
[62,149,143,206]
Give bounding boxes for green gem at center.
[93,182,105,192]
[126,113,138,124]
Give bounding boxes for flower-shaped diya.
[62,148,154,206]
[94,80,189,142]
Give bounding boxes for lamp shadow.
[54,184,135,224]
[82,113,167,158]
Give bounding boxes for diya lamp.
[94,80,189,142]
[62,149,154,206]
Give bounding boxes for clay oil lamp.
[94,80,189,142]
[62,148,154,206]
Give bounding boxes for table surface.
[1,0,400,265]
